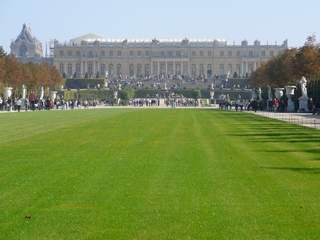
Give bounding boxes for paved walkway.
[252,111,320,129]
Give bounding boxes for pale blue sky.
[0,0,319,52]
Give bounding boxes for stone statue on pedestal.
[257,88,262,101]
[285,86,296,112]
[298,77,309,112]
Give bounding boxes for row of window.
[58,49,276,58]
[60,62,258,77]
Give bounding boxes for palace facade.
[53,34,287,80]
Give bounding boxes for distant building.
[10,24,52,64]
[53,34,288,79]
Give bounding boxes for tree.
[250,49,297,87]
[0,57,5,85]
[293,45,320,79]
[0,46,6,58]
[49,65,64,88]
[250,35,320,87]
[22,63,35,88]
[4,56,23,87]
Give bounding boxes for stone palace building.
[53,34,288,80]
[10,25,288,80]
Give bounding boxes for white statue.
[257,88,262,101]
[300,77,308,99]
[40,86,44,100]
[22,85,27,99]
[299,76,309,112]
[251,89,257,101]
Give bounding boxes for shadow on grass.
[260,166,320,174]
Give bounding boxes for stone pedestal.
[285,86,296,112]
[50,91,57,101]
[274,88,284,99]
[299,97,309,112]
[4,87,13,99]
[298,77,309,112]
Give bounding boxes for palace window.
[145,64,150,76]
[261,50,266,57]
[109,51,113,57]
[137,51,142,57]
[59,50,64,57]
[59,63,64,74]
[76,63,81,76]
[192,51,196,57]
[228,51,232,57]
[145,50,150,56]
[100,51,105,57]
[176,51,181,57]
[176,63,181,74]
[117,64,122,76]
[249,51,254,57]
[137,64,142,77]
[220,51,225,57]
[199,64,204,75]
[88,51,94,58]
[67,63,73,76]
[183,62,188,74]
[67,51,73,57]
[236,64,241,75]
[108,64,114,75]
[168,51,173,57]
[200,51,204,57]
[237,51,241,57]
[219,64,225,75]
[88,62,93,75]
[248,63,254,73]
[76,51,81,57]
[207,64,212,76]
[117,50,122,57]
[100,64,106,75]
[228,64,233,73]
[208,51,212,57]
[191,64,196,76]
[152,62,157,74]
[161,51,165,57]
[129,64,134,77]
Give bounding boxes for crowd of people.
[0,95,100,112]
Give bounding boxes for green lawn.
[0,109,320,239]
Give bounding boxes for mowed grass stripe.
[0,109,319,239]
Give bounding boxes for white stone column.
[173,61,176,75]
[157,61,160,76]
[241,62,244,77]
[93,62,96,76]
[165,61,168,76]
[83,62,87,76]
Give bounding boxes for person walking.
[16,97,22,112]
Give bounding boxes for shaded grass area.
[0,109,320,239]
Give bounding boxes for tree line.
[250,35,320,87]
[0,47,63,89]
